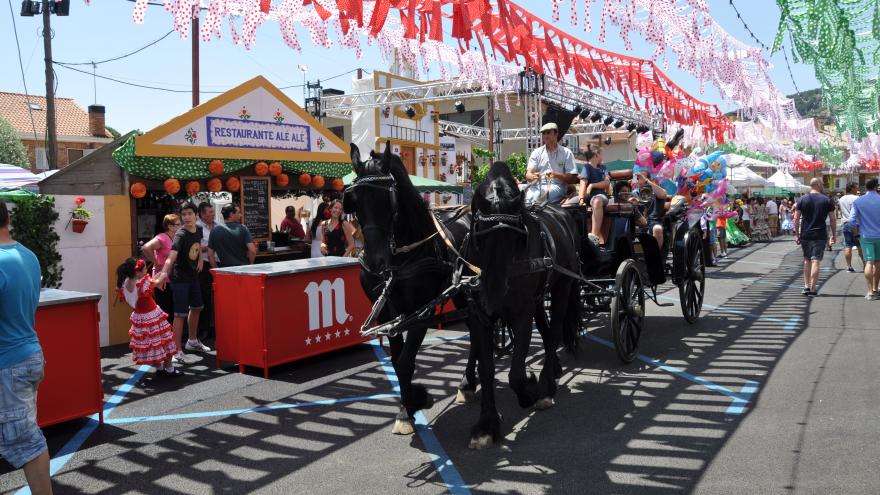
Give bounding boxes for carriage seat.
[609,169,633,181]
[581,202,636,245]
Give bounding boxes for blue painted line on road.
[587,335,756,414]
[783,316,801,332]
[106,393,399,425]
[725,381,759,415]
[17,365,151,495]
[371,341,470,495]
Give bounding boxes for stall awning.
[113,136,351,180]
[0,187,37,202]
[0,164,40,190]
[342,172,463,193]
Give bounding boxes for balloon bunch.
[634,128,685,196]
[678,150,733,213]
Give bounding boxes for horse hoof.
[392,419,415,435]
[455,389,476,404]
[534,397,555,410]
[468,434,494,450]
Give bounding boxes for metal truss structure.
[437,120,489,141]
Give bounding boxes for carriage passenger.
[578,144,610,246]
[634,172,669,250]
[524,122,578,204]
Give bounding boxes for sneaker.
[185,340,212,353]
[801,287,810,296]
[847,267,856,273]
[172,352,185,363]
[867,293,877,301]
[163,368,184,378]
[808,290,818,297]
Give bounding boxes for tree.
[10,196,63,288]
[0,116,29,168]
[105,126,121,139]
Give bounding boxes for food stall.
[35,289,103,426]
[212,257,371,377]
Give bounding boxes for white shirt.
[766,200,778,215]
[839,194,858,223]
[525,144,576,203]
[740,205,750,221]
[196,219,216,262]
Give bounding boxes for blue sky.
[2,0,819,134]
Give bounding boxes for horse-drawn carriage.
[560,169,706,362]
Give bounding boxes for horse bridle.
[345,172,399,259]
[473,212,528,238]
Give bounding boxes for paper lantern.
[130,182,147,199]
[276,173,289,187]
[269,162,283,176]
[331,178,344,191]
[164,178,180,195]
[226,177,241,192]
[208,159,224,176]
[207,178,222,193]
[298,173,311,186]
[254,161,269,176]
[185,181,201,195]
[312,175,325,189]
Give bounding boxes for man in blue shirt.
[0,202,53,494]
[851,178,880,300]
[794,178,836,296]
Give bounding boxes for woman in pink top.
[142,214,180,325]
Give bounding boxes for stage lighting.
[590,112,602,122]
[626,123,636,131]
[603,116,614,126]
[613,119,625,128]
[405,106,416,118]
[454,100,465,113]
[636,125,650,133]
[579,109,591,120]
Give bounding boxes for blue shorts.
[171,280,204,317]
[0,351,47,469]
[708,225,717,244]
[843,223,859,248]
[801,239,826,261]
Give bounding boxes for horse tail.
[562,280,581,352]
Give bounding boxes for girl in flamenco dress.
[725,204,750,247]
[117,258,182,377]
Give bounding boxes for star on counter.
[325,332,331,341]
[334,330,341,338]
[316,334,322,343]
[344,328,350,336]
[305,336,312,346]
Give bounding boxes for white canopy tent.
[727,166,769,189]
[725,153,777,169]
[766,169,810,192]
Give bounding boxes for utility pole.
[191,9,199,107]
[42,0,58,170]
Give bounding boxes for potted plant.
[69,196,93,233]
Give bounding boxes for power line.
[7,0,41,146]
[54,30,175,65]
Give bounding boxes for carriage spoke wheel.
[611,259,645,363]
[679,234,705,324]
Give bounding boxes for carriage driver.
[634,172,669,250]
[524,122,579,204]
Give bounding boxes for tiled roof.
[0,91,112,139]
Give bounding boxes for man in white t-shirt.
[766,198,779,237]
[839,182,864,272]
[524,122,578,204]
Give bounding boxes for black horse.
[344,143,487,440]
[469,161,582,443]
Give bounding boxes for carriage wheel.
[679,233,705,324]
[493,319,514,356]
[611,259,645,363]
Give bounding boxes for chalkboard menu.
[240,176,271,241]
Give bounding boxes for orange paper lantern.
[130,182,147,199]
[225,177,241,192]
[269,162,283,176]
[276,173,289,187]
[331,178,344,191]
[312,175,325,189]
[208,159,224,176]
[298,173,311,187]
[254,162,269,176]
[207,178,222,193]
[185,181,201,195]
[164,178,180,195]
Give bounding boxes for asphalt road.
[2,236,878,494]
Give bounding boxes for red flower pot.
[71,219,88,233]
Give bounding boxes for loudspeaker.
[52,0,70,16]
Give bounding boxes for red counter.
[35,289,103,427]
[213,257,372,377]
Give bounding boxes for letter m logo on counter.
[304,278,348,331]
